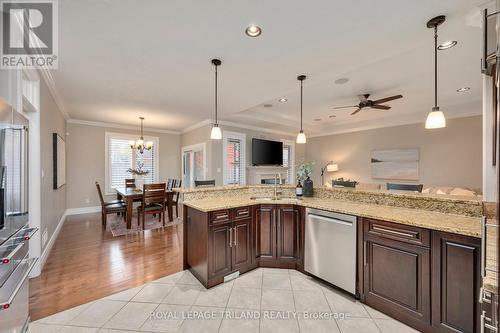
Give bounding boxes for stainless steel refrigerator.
[0,99,37,333]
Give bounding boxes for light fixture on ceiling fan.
[210,59,222,140]
[296,75,307,144]
[129,117,153,154]
[425,15,447,129]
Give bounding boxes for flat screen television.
[252,138,283,166]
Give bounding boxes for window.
[223,131,246,185]
[282,140,295,184]
[105,132,159,194]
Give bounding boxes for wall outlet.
[42,229,48,247]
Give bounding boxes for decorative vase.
[134,175,144,189]
[303,176,314,197]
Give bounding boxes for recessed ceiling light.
[437,40,457,50]
[278,98,288,103]
[263,103,273,108]
[334,78,349,84]
[314,118,321,122]
[456,87,470,92]
[329,115,336,118]
[245,25,262,37]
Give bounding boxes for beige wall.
[181,124,305,186]
[305,116,483,191]
[66,123,181,209]
[40,78,66,252]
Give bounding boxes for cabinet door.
[364,236,430,328]
[232,218,252,271]
[256,205,276,260]
[277,206,299,261]
[431,231,480,333]
[208,223,232,278]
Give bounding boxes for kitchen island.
[179,185,483,333]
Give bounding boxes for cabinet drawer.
[365,219,430,247]
[210,210,230,225]
[232,206,251,220]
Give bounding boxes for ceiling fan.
[333,94,403,115]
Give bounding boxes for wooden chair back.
[386,183,423,193]
[166,178,173,191]
[142,183,166,206]
[174,180,182,201]
[194,180,215,187]
[125,178,136,188]
[95,182,105,206]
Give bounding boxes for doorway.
[182,143,207,188]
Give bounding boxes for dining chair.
[386,183,424,193]
[194,180,216,187]
[125,178,136,188]
[137,183,167,229]
[166,178,173,191]
[95,182,126,228]
[171,180,182,218]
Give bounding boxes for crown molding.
[308,107,481,139]
[181,119,212,133]
[67,118,181,134]
[36,67,70,120]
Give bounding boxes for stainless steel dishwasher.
[304,208,357,295]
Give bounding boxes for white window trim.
[282,139,295,184]
[181,142,207,186]
[223,131,247,185]
[104,131,160,195]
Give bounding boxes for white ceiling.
[54,0,485,135]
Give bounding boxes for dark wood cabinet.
[363,218,431,331]
[277,206,299,261]
[256,205,276,261]
[431,231,481,333]
[255,204,302,267]
[208,223,232,278]
[361,218,481,333]
[232,218,252,271]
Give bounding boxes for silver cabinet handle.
[228,228,232,248]
[0,243,23,265]
[234,227,238,247]
[481,310,486,333]
[0,257,37,311]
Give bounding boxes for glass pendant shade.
[425,107,446,129]
[296,130,306,144]
[210,124,222,140]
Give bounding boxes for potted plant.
[296,160,314,197]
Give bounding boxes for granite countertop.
[183,196,481,238]
[483,202,498,293]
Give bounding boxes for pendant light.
[210,59,222,140]
[296,75,307,144]
[129,117,153,154]
[425,16,447,129]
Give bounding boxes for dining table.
[114,187,175,229]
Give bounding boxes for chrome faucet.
[274,173,282,199]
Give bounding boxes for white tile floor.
[30,268,420,333]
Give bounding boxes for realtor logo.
[1,0,58,69]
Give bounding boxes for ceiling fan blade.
[333,105,358,109]
[358,94,369,102]
[350,108,362,115]
[372,94,403,104]
[371,105,391,110]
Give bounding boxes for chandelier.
[129,117,153,154]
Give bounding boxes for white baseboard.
[65,206,101,215]
[40,210,67,270]
[39,206,101,271]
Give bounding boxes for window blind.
[106,133,159,193]
[223,132,246,185]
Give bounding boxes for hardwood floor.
[29,211,183,321]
